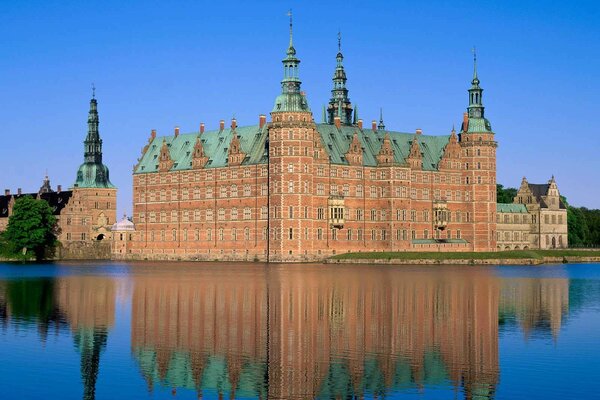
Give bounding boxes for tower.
[327,32,353,125]
[268,13,317,261]
[459,50,497,251]
[64,90,117,242]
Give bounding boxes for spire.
[272,11,310,113]
[378,108,385,130]
[38,174,53,194]
[353,104,358,125]
[467,47,485,120]
[73,92,115,188]
[322,105,327,123]
[288,9,293,50]
[327,31,352,124]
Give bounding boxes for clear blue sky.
[1,0,598,215]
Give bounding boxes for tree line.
[497,184,600,247]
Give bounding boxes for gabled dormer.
[345,131,363,166]
[376,132,394,166]
[192,136,208,169]
[439,128,461,169]
[406,134,423,170]
[158,139,174,172]
[228,132,246,166]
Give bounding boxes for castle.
[1,18,568,261]
[0,94,117,259]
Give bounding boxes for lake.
[0,262,599,399]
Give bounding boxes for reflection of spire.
[74,327,108,400]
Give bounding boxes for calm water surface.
[1,262,599,399]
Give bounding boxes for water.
[0,262,599,400]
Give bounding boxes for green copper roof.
[135,123,452,174]
[465,117,493,133]
[316,124,450,170]
[497,203,528,213]
[135,124,269,173]
[135,123,453,174]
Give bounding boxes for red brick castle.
[125,18,498,262]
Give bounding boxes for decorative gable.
[227,132,246,166]
[439,129,461,169]
[406,135,423,170]
[158,139,174,172]
[345,131,363,166]
[192,136,208,169]
[376,132,394,166]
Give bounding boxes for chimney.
[174,126,180,137]
[17,188,22,195]
[357,119,363,130]
[334,116,341,129]
[372,120,377,131]
[219,120,225,131]
[57,185,62,193]
[463,112,469,131]
[200,122,205,134]
[259,114,266,129]
[151,129,156,139]
[4,189,9,196]
[231,118,237,130]
[416,128,422,135]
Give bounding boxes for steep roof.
[497,203,528,213]
[527,183,566,209]
[134,123,450,174]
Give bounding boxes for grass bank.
[330,249,600,262]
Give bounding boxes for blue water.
[0,262,599,399]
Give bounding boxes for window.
[357,229,363,241]
[231,208,238,220]
[317,184,325,195]
[244,207,252,220]
[245,227,250,241]
[232,228,238,241]
[244,185,251,196]
[331,229,337,240]
[347,229,352,241]
[218,208,225,220]
[370,209,377,221]
[261,184,268,196]
[317,208,325,219]
[356,209,364,221]
[343,184,349,197]
[317,228,323,240]
[219,228,224,241]
[207,229,212,241]
[356,185,363,197]
[220,186,227,198]
[231,185,238,197]
[261,206,268,219]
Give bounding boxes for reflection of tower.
[57,277,115,400]
[500,277,569,340]
[74,328,108,400]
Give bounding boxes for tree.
[4,196,58,260]
[496,184,518,204]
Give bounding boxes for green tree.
[496,184,517,203]
[4,196,58,260]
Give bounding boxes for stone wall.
[58,240,111,260]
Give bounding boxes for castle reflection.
[0,265,572,400]
[0,276,116,400]
[130,265,562,399]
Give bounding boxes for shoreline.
[326,256,600,265]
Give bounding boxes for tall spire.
[467,47,485,119]
[74,91,115,188]
[378,108,385,130]
[288,9,293,49]
[272,11,310,113]
[327,31,352,125]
